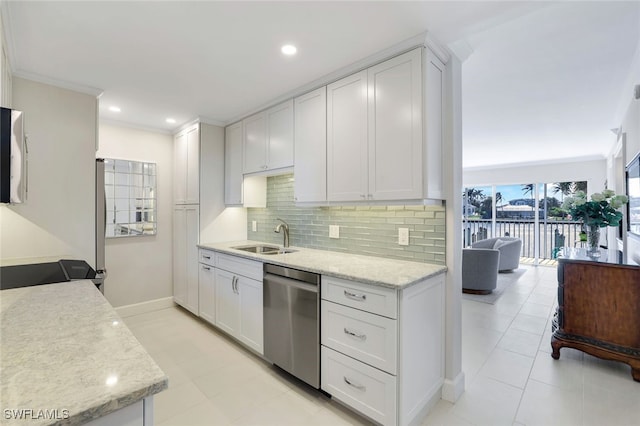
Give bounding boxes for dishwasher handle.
[264,272,318,293]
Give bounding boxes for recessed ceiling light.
[281,44,297,56]
[108,106,121,113]
[166,118,176,124]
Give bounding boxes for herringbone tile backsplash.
[246,174,446,265]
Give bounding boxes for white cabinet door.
[174,125,200,204]
[215,268,239,335]
[265,99,294,170]
[225,121,243,205]
[327,70,368,202]
[172,206,187,307]
[173,132,188,204]
[424,50,445,200]
[185,126,200,204]
[294,87,327,203]
[173,205,199,315]
[237,276,263,354]
[368,48,423,201]
[243,112,267,173]
[198,263,215,325]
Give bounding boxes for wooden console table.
[552,248,640,382]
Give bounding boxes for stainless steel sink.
[232,245,297,255]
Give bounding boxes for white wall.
[463,158,608,192]
[199,122,247,243]
[97,123,174,307]
[0,77,96,263]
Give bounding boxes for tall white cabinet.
[173,123,201,314]
[173,204,199,315]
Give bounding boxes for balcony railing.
[463,218,584,259]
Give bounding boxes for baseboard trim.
[441,371,465,402]
[114,297,175,318]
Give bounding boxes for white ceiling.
[3,1,639,169]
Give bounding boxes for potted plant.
[562,189,628,256]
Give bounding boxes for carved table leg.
[551,336,561,360]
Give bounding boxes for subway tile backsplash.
[246,174,446,265]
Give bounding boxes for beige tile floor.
[123,264,640,426]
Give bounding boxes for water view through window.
[463,182,587,261]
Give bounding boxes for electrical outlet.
[329,225,340,239]
[398,228,409,246]
[252,220,257,232]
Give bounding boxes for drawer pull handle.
[343,376,366,391]
[202,266,211,271]
[344,290,366,301]
[202,255,211,259]
[344,328,366,341]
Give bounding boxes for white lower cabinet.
[321,346,397,426]
[321,273,445,426]
[198,262,215,325]
[213,254,264,355]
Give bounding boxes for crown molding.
[225,31,448,125]
[13,70,103,97]
[463,154,607,172]
[99,118,172,135]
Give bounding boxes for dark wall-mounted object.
[0,107,27,204]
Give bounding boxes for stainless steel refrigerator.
[95,158,107,292]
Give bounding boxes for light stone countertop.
[0,280,168,425]
[198,240,447,289]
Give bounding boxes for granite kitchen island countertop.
[0,280,167,425]
[199,240,447,289]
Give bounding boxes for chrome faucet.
[274,218,290,248]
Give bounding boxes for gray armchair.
[462,248,500,294]
[472,237,522,271]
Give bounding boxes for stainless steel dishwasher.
[263,263,320,388]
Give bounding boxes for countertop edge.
[198,241,447,289]
[69,378,168,425]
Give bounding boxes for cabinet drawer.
[322,301,397,374]
[322,276,397,319]
[321,346,397,426]
[199,249,215,267]
[216,252,263,281]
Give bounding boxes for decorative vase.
[585,221,601,257]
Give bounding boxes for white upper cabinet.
[424,50,445,200]
[368,48,423,201]
[225,121,243,205]
[327,70,369,202]
[243,100,294,174]
[326,47,443,202]
[174,124,200,204]
[243,112,267,173]
[294,87,327,203]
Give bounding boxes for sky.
[468,183,570,206]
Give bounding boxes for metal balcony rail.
[463,218,584,260]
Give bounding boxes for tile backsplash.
[247,174,446,265]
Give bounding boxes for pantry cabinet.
[224,121,243,205]
[326,47,443,202]
[173,205,199,315]
[174,124,200,204]
[243,100,294,174]
[294,87,327,203]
